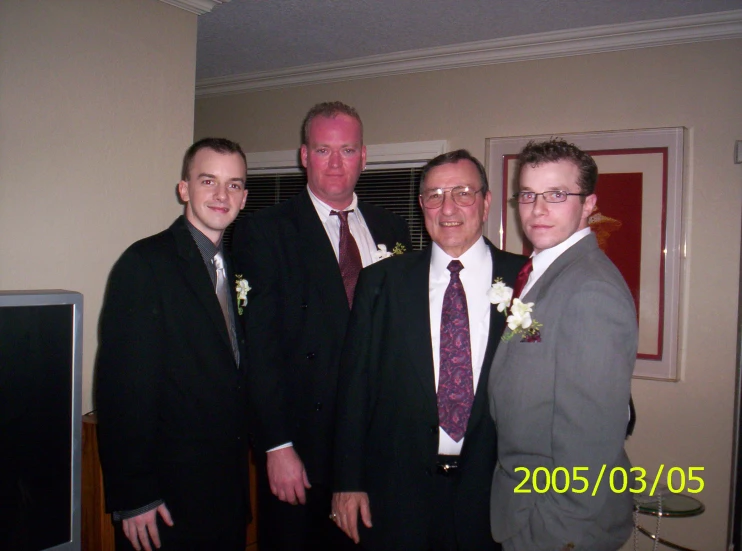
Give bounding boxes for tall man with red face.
[488,139,637,551]
[231,102,411,550]
[331,150,526,550]
[97,138,251,551]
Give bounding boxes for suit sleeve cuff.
[113,499,164,521]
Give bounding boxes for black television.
[0,290,82,551]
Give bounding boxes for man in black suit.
[331,150,526,551]
[231,101,411,551]
[96,138,250,551]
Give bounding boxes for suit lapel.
[171,218,233,353]
[400,248,438,406]
[521,233,597,304]
[359,200,391,248]
[293,190,349,316]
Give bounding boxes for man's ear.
[177,180,190,203]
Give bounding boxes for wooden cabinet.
[81,413,115,551]
[81,413,258,550]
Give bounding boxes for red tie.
[331,210,363,308]
[512,258,533,300]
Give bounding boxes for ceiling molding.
[158,0,229,16]
[196,9,742,97]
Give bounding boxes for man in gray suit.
[488,139,637,551]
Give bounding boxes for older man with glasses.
[331,150,526,551]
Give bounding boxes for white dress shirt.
[429,236,492,455]
[520,227,591,299]
[307,186,378,267]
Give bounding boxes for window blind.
[224,168,431,251]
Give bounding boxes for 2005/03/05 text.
[513,465,704,496]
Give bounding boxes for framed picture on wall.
[485,128,685,381]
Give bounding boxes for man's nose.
[440,192,457,214]
[214,182,227,200]
[328,150,342,168]
[531,194,549,215]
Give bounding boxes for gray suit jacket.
[488,233,637,551]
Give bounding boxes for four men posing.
[96,101,637,551]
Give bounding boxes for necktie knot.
[213,252,225,271]
[447,260,464,276]
[331,209,354,223]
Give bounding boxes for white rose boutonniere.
[503,298,543,342]
[487,278,513,313]
[372,242,407,263]
[235,274,250,315]
[488,280,543,342]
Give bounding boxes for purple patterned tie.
[330,210,363,308]
[437,260,474,443]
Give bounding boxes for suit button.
[314,402,323,411]
[425,467,434,476]
[300,303,308,309]
[306,352,316,360]
[430,425,438,434]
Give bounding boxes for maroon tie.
[512,258,533,300]
[331,210,363,308]
[437,260,474,443]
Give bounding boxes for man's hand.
[331,491,372,544]
[121,504,174,551]
[266,446,311,505]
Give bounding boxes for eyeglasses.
[513,190,588,204]
[420,186,483,208]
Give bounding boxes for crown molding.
[196,9,742,97]
[158,0,228,15]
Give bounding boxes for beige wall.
[0,0,197,414]
[196,39,742,550]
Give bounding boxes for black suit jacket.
[96,216,249,537]
[333,240,525,551]
[231,189,411,485]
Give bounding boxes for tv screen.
[0,291,82,551]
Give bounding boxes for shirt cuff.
[267,442,293,452]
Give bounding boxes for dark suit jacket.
[488,234,637,551]
[333,240,526,551]
[231,189,411,485]
[96,216,249,538]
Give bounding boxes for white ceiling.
[195,0,742,92]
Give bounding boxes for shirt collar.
[183,216,221,263]
[431,235,488,275]
[307,185,359,223]
[531,227,591,274]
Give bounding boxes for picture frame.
[485,128,685,381]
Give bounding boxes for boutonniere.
[503,298,543,342]
[487,280,542,342]
[235,274,250,315]
[372,242,407,262]
[486,278,513,313]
